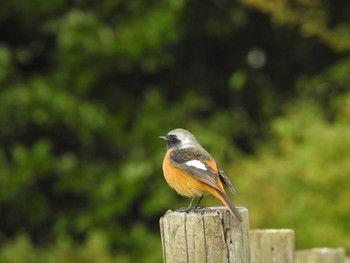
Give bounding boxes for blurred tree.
[232,100,350,250]
[0,0,349,261]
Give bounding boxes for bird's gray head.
[159,128,198,150]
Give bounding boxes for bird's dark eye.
[169,135,177,142]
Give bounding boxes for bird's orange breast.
[162,150,212,197]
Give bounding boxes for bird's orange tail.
[212,189,242,222]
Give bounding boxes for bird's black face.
[159,134,181,150]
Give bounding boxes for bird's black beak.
[158,136,167,141]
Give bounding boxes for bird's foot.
[176,206,203,213]
[176,207,193,213]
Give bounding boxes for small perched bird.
[159,128,242,222]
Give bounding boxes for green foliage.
[0,233,129,263]
[233,100,350,250]
[0,0,350,261]
[242,0,350,51]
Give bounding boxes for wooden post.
[295,248,345,263]
[250,229,294,263]
[159,206,249,263]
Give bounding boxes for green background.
[0,0,350,262]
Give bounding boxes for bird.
[159,128,242,222]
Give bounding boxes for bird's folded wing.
[217,164,236,194]
[169,149,222,192]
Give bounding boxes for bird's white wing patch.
[185,160,207,170]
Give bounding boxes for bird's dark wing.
[217,164,236,194]
[169,148,222,192]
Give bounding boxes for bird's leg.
[176,197,197,213]
[187,196,196,209]
[194,195,203,208]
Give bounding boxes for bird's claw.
[176,207,192,213]
[176,206,203,213]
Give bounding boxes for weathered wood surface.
[159,206,249,263]
[250,229,294,263]
[295,248,345,263]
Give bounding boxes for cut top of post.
[159,206,250,263]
